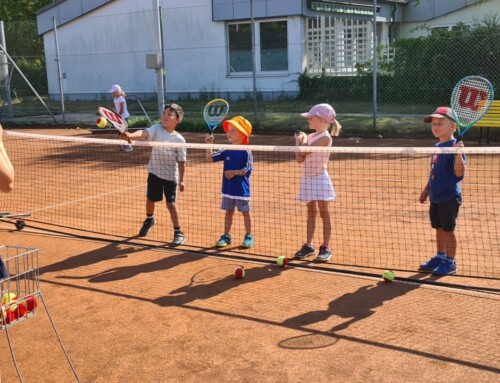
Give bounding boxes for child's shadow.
[57,251,205,283]
[39,237,139,276]
[154,263,288,306]
[282,273,426,332]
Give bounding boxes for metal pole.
[250,0,258,123]
[153,0,165,118]
[0,42,57,123]
[0,21,13,118]
[372,0,378,130]
[53,17,66,123]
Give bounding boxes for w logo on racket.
[451,76,494,140]
[207,104,228,117]
[457,86,488,111]
[203,99,229,135]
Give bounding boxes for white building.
[35,0,497,101]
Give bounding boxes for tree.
[0,0,53,22]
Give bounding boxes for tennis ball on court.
[23,295,38,312]
[377,134,383,139]
[382,270,395,282]
[96,117,108,128]
[276,256,288,267]
[1,292,17,305]
[233,267,245,280]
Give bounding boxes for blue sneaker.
[418,255,444,272]
[432,260,457,276]
[240,234,254,249]
[216,234,231,248]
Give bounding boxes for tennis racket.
[450,76,494,141]
[203,99,229,136]
[97,105,132,143]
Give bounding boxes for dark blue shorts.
[429,194,462,232]
[147,173,177,203]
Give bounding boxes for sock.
[174,226,181,233]
[445,256,456,263]
[146,214,153,220]
[437,252,446,259]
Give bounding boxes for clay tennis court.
[0,130,499,382]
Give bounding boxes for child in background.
[418,106,465,275]
[110,84,133,153]
[0,123,15,279]
[205,116,254,249]
[294,104,340,262]
[123,104,186,246]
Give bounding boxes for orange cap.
[223,116,252,144]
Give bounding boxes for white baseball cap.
[110,84,122,93]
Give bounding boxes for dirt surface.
[0,128,499,382]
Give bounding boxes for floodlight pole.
[153,0,165,118]
[250,0,258,123]
[0,21,13,118]
[53,17,66,123]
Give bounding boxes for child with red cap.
[294,103,340,262]
[205,116,254,248]
[418,106,466,275]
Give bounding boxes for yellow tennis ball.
[1,292,17,305]
[382,270,395,282]
[96,117,108,128]
[276,256,288,267]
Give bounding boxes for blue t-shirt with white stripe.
[212,149,253,200]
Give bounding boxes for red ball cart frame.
[0,245,81,383]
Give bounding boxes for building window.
[228,20,288,73]
[306,16,372,75]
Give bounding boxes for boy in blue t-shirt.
[418,107,466,275]
[205,116,254,248]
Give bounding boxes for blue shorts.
[147,173,177,203]
[221,197,250,212]
[430,194,462,232]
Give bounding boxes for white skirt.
[297,171,336,203]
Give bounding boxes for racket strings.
[451,77,494,127]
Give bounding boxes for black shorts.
[146,173,177,203]
[429,194,462,232]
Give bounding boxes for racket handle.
[295,130,302,136]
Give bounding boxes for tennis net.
[1,131,499,279]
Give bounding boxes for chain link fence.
[0,7,499,137]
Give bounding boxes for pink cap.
[300,104,336,123]
[110,84,122,93]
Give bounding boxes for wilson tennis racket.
[450,76,494,140]
[97,105,132,143]
[203,99,229,135]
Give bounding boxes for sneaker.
[138,218,155,237]
[432,259,457,276]
[216,234,231,248]
[418,255,444,272]
[172,230,185,245]
[315,245,332,262]
[240,234,254,249]
[294,244,315,259]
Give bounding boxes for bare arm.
[178,161,185,192]
[419,182,429,204]
[295,132,307,163]
[454,141,465,178]
[123,129,149,141]
[205,135,214,163]
[0,124,14,193]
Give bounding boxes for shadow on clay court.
[52,249,208,283]
[282,273,426,332]
[153,262,289,306]
[38,237,141,276]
